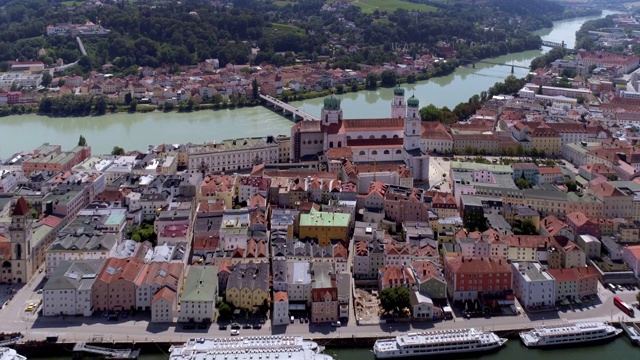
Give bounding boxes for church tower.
[404,96,421,151]
[391,87,406,119]
[321,95,343,126]
[8,197,33,283]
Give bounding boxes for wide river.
[0,11,617,156]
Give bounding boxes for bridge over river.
[260,94,319,122]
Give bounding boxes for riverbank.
[9,320,635,358]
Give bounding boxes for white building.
[286,261,312,303]
[410,291,435,319]
[577,234,602,259]
[272,291,289,326]
[45,232,118,276]
[178,266,218,323]
[510,261,556,309]
[187,137,280,174]
[151,287,177,323]
[42,260,104,316]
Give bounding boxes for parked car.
[230,330,240,336]
[252,324,262,330]
[218,324,228,330]
[230,323,241,330]
[331,321,341,327]
[242,324,252,329]
[617,284,625,292]
[198,323,208,329]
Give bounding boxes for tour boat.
[519,321,622,347]
[373,328,507,358]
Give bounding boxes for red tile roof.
[12,197,29,216]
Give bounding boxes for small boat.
[0,347,27,360]
[620,322,640,346]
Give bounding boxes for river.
[0,11,617,157]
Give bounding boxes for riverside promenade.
[1,271,638,346]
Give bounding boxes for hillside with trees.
[0,0,599,75]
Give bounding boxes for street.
[1,278,638,344]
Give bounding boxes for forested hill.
[0,0,599,75]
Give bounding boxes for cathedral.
[290,87,429,183]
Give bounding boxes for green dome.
[407,96,419,108]
[323,95,341,111]
[394,87,405,96]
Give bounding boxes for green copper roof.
[394,87,405,96]
[323,95,341,110]
[407,96,419,108]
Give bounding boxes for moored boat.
[372,328,507,359]
[519,321,621,348]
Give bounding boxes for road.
[1,278,638,344]
[429,157,451,192]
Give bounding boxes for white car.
[230,330,240,336]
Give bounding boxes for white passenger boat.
[0,347,26,360]
[372,329,507,358]
[519,321,622,347]
[169,336,333,360]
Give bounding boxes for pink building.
[92,257,145,312]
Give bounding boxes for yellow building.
[529,125,561,156]
[225,262,269,311]
[299,208,350,246]
[198,174,238,208]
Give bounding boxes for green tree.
[380,69,397,87]
[521,219,537,235]
[124,92,132,105]
[77,135,87,147]
[129,222,157,245]
[366,72,379,89]
[380,287,411,313]
[636,291,640,303]
[218,301,234,320]
[380,287,398,313]
[111,146,125,156]
[565,180,578,192]
[516,178,530,189]
[129,99,138,113]
[41,72,52,87]
[93,96,107,115]
[419,104,442,122]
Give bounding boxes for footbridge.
[72,342,140,359]
[260,94,319,122]
[459,59,531,73]
[541,40,566,48]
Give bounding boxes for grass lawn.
[348,0,437,13]
[268,23,305,36]
[273,0,299,6]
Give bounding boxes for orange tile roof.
[547,267,598,282]
[274,291,288,302]
[151,286,176,304]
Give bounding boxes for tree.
[111,146,125,156]
[419,104,442,122]
[77,135,87,147]
[41,72,52,87]
[636,291,640,303]
[217,301,234,320]
[380,69,397,87]
[380,287,411,314]
[129,222,157,245]
[124,92,132,105]
[516,178,530,189]
[380,287,398,313]
[565,179,578,192]
[366,72,379,89]
[252,78,259,100]
[521,219,537,235]
[129,99,138,113]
